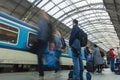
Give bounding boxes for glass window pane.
[48,7,60,15]
[63,7,72,13]
[59,15,68,21]
[63,18,71,24]
[75,1,87,7]
[63,18,72,24]
[52,0,63,4]
[58,2,68,8]
[54,11,64,18]
[72,15,78,19]
[71,0,82,3]
[69,25,73,28]
[87,0,103,4]
[42,2,55,11]
[37,0,49,8]
[27,0,34,3]
[0,23,18,44]
[66,22,72,27]
[28,33,38,48]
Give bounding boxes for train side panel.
[0,12,87,67]
[0,12,37,50]
[0,48,37,64]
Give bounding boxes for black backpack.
[77,28,88,47]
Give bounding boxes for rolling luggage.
[86,61,95,72]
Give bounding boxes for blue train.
[0,12,86,72]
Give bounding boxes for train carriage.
[0,12,85,72]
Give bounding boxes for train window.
[28,33,38,47]
[0,23,18,44]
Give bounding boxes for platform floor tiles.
[0,69,120,80]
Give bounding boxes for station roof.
[103,0,120,45]
[27,0,119,51]
[0,0,119,51]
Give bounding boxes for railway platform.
[0,68,120,80]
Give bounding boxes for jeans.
[36,39,47,76]
[71,48,84,80]
[110,59,115,72]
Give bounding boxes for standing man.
[69,19,84,80]
[37,10,54,80]
[109,48,116,72]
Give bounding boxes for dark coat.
[69,25,80,50]
[37,20,53,42]
[93,47,103,65]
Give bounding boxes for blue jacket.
[69,25,80,50]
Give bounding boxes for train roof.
[0,11,38,31]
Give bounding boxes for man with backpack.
[69,19,87,80]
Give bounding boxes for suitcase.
[86,61,95,72]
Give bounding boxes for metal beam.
[51,0,84,16]
[67,18,111,27]
[64,13,108,24]
[57,3,103,20]
[10,0,24,15]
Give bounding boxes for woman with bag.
[93,45,103,73]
